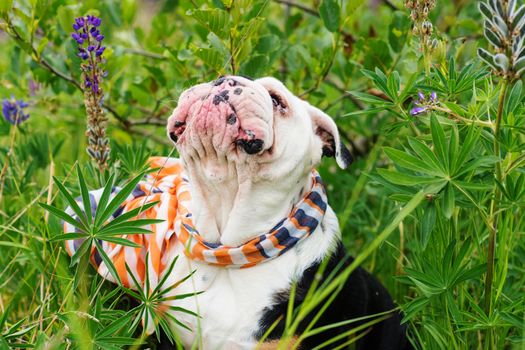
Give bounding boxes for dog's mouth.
[167,76,274,156]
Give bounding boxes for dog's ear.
[307,105,353,169]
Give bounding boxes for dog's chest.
[162,216,339,349]
[166,244,302,348]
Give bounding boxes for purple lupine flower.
[71,15,106,93]
[71,15,110,170]
[95,47,105,57]
[2,98,30,125]
[410,91,438,117]
[410,106,427,116]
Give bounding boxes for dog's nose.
[236,139,264,154]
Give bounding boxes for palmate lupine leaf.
[41,167,165,286]
[121,252,201,340]
[96,170,148,226]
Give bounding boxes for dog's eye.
[270,93,287,113]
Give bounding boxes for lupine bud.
[478,0,525,79]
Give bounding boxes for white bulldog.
[65,76,410,349]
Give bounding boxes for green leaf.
[347,91,390,105]
[407,137,444,174]
[383,147,442,176]
[101,218,163,231]
[193,47,228,71]
[76,164,93,226]
[387,71,401,103]
[51,176,88,228]
[377,169,441,186]
[319,0,340,32]
[239,54,269,78]
[448,125,459,173]
[188,8,231,39]
[388,11,411,53]
[167,306,200,317]
[70,239,92,266]
[94,240,122,285]
[49,232,87,242]
[39,203,87,232]
[94,174,116,228]
[97,236,142,248]
[101,202,160,229]
[0,0,13,13]
[420,203,436,249]
[97,172,146,227]
[344,0,366,17]
[504,80,522,116]
[455,123,480,169]
[97,226,153,236]
[430,115,448,173]
[442,184,455,219]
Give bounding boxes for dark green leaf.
[319,0,340,32]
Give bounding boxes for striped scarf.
[64,157,327,286]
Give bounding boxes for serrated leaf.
[188,8,230,39]
[239,54,268,78]
[193,47,228,71]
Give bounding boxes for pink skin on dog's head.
[167,76,274,158]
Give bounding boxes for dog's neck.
[183,161,312,246]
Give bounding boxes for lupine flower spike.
[72,15,110,170]
[2,97,30,125]
[405,0,439,52]
[478,0,525,80]
[410,91,438,116]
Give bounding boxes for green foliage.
[1,0,525,349]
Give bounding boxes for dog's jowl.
[64,76,411,349]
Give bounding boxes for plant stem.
[484,79,509,316]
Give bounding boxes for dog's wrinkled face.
[167,76,352,180]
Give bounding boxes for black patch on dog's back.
[255,243,412,350]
